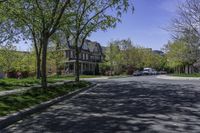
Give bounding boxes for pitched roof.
[67,39,103,54]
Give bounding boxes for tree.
[164,40,190,73]
[66,0,133,81]
[117,39,133,66]
[171,0,200,38]
[14,51,36,75]
[0,0,7,2]
[0,2,21,45]
[105,42,121,75]
[48,32,66,76]
[0,44,19,75]
[0,43,36,77]
[169,0,200,61]
[167,0,200,73]
[2,0,72,88]
[102,39,167,75]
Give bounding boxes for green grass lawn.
[0,81,90,116]
[0,78,40,87]
[170,73,200,77]
[0,78,64,91]
[0,75,100,91]
[0,78,40,91]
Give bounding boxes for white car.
[142,70,150,75]
[142,68,157,75]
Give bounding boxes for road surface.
[2,76,200,133]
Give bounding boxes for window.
[65,51,68,58]
[83,53,85,60]
[86,54,88,60]
[70,51,73,58]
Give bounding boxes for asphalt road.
[2,76,200,133]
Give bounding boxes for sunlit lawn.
[0,81,90,116]
[0,75,100,91]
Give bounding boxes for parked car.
[151,70,158,75]
[142,68,158,75]
[158,71,167,74]
[142,68,153,75]
[133,71,143,76]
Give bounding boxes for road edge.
[156,75,200,80]
[0,82,96,130]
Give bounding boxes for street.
[2,76,200,133]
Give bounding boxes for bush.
[7,71,17,78]
[99,63,111,75]
[126,66,135,75]
[6,71,32,79]
[21,71,29,78]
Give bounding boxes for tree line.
[164,0,200,74]
[101,39,167,75]
[103,0,200,76]
[0,0,134,89]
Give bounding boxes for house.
[63,39,103,75]
[153,50,164,56]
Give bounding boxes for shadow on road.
[2,80,200,133]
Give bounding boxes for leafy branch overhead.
[0,0,134,87]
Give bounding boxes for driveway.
[2,76,200,133]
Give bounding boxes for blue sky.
[16,0,181,51]
[89,0,181,50]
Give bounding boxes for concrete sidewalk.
[0,81,71,97]
[81,76,109,80]
[156,75,200,80]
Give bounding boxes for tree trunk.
[36,54,41,79]
[75,45,80,82]
[41,37,48,89]
[32,33,41,79]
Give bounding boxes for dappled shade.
[2,80,200,132]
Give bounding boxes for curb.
[0,83,96,129]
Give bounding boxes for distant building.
[153,50,164,56]
[63,39,103,75]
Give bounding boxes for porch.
[64,61,99,75]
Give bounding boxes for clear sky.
[89,0,181,50]
[16,0,181,51]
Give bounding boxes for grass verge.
[0,78,64,91]
[0,75,100,92]
[48,75,102,80]
[0,81,90,116]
